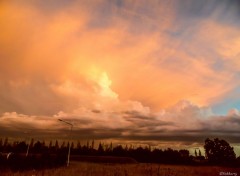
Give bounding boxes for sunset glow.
[0,0,240,154]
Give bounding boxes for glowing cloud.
[0,0,240,150]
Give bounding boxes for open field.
[1,162,240,176]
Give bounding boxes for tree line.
[0,137,239,171]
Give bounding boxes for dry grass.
[1,162,240,176]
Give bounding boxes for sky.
[0,0,240,153]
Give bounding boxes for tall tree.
[49,140,52,148]
[0,138,3,148]
[199,150,202,157]
[204,138,236,165]
[3,137,8,148]
[71,142,74,149]
[91,140,94,149]
[98,142,104,155]
[61,141,65,149]
[55,140,59,150]
[29,138,34,148]
[86,141,89,149]
[77,141,81,149]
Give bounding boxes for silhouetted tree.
[49,140,52,148]
[199,150,202,157]
[113,145,126,157]
[29,138,34,148]
[110,142,113,151]
[98,142,104,155]
[71,142,74,149]
[61,141,65,149]
[42,141,46,147]
[204,138,236,165]
[77,141,81,150]
[0,138,2,151]
[86,141,89,149]
[179,149,189,158]
[55,140,59,150]
[237,156,240,165]
[67,142,69,149]
[5,137,239,170]
[33,141,43,153]
[131,146,151,162]
[15,141,27,153]
[3,138,8,148]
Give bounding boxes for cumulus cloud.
[0,0,240,149]
[1,84,240,145]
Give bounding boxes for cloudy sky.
[0,0,240,152]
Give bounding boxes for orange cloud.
[0,0,239,112]
[0,1,240,149]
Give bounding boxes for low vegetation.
[1,162,240,176]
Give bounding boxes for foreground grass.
[1,162,240,176]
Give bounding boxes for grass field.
[1,162,240,176]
